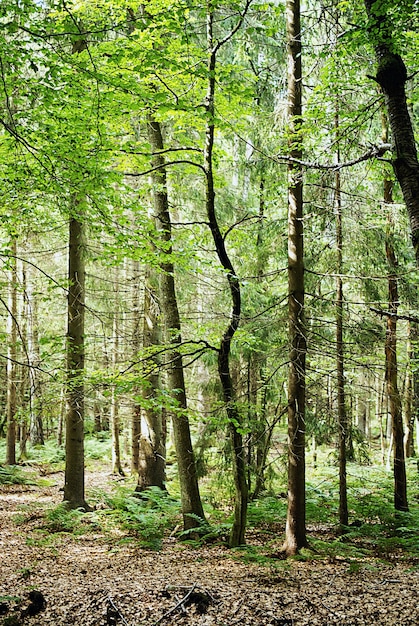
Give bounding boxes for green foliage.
[41,504,85,534]
[99,486,181,550]
[0,466,33,486]
[247,496,287,530]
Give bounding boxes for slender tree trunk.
[147,116,205,529]
[404,324,415,458]
[250,176,271,499]
[334,111,348,528]
[282,0,308,556]
[6,237,18,466]
[64,212,89,510]
[131,260,142,474]
[205,6,248,547]
[136,271,166,491]
[25,268,44,446]
[384,200,409,511]
[110,278,124,476]
[364,0,419,263]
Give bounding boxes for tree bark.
[364,0,419,263]
[334,111,348,529]
[5,237,18,466]
[147,116,205,529]
[136,271,166,491]
[282,0,308,556]
[384,196,409,512]
[110,277,124,476]
[26,269,44,447]
[63,212,89,510]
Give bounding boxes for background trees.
[1,0,419,550]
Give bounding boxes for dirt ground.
[1,469,419,626]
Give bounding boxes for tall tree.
[334,113,348,529]
[63,206,89,510]
[282,0,308,556]
[382,110,408,511]
[204,1,251,548]
[5,237,18,466]
[147,116,206,530]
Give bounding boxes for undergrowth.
[0,465,33,486]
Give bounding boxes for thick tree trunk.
[64,213,89,510]
[282,0,308,556]
[147,116,205,529]
[5,237,18,466]
[364,0,419,263]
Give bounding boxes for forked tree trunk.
[282,0,308,556]
[64,212,89,510]
[147,116,205,529]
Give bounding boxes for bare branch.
[275,143,392,170]
[123,160,206,177]
[213,0,254,53]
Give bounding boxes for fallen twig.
[153,584,197,625]
[107,595,130,626]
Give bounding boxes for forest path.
[0,469,418,625]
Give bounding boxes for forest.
[1,0,419,624]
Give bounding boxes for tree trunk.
[5,237,18,466]
[110,278,124,476]
[334,112,348,529]
[282,0,308,556]
[63,212,89,510]
[404,324,415,458]
[384,200,409,512]
[26,267,44,446]
[136,271,166,491]
[205,7,248,547]
[131,260,142,474]
[147,116,205,529]
[364,0,419,263]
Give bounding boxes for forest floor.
[1,466,419,626]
